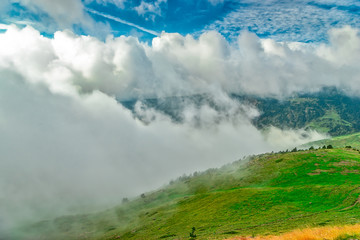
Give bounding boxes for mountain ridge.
[121,88,360,137]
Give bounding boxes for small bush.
[189,227,197,239]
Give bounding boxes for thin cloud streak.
[86,8,159,36]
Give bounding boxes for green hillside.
[10,147,360,240]
[235,89,360,137]
[305,132,360,149]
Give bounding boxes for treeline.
[168,145,360,186]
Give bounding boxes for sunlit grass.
[228,224,360,240]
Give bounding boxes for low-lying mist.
[0,75,326,232]
[1,23,356,232]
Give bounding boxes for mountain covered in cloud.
[249,88,360,136]
[121,87,360,137]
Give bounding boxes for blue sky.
[1,0,360,43]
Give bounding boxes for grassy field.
[9,147,360,240]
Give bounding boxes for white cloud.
[134,0,167,20]
[1,24,359,231]
[264,126,329,149]
[4,0,111,37]
[317,26,360,66]
[85,0,127,8]
[202,0,360,42]
[2,24,360,98]
[15,0,86,28]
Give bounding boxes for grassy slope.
[305,109,353,134]
[12,148,360,240]
[306,132,360,149]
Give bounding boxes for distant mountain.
[12,147,360,239]
[121,87,360,136]
[242,88,360,136]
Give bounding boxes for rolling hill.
[10,146,360,240]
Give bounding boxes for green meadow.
[11,145,360,240]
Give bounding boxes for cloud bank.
[2,24,359,98]
[1,24,358,231]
